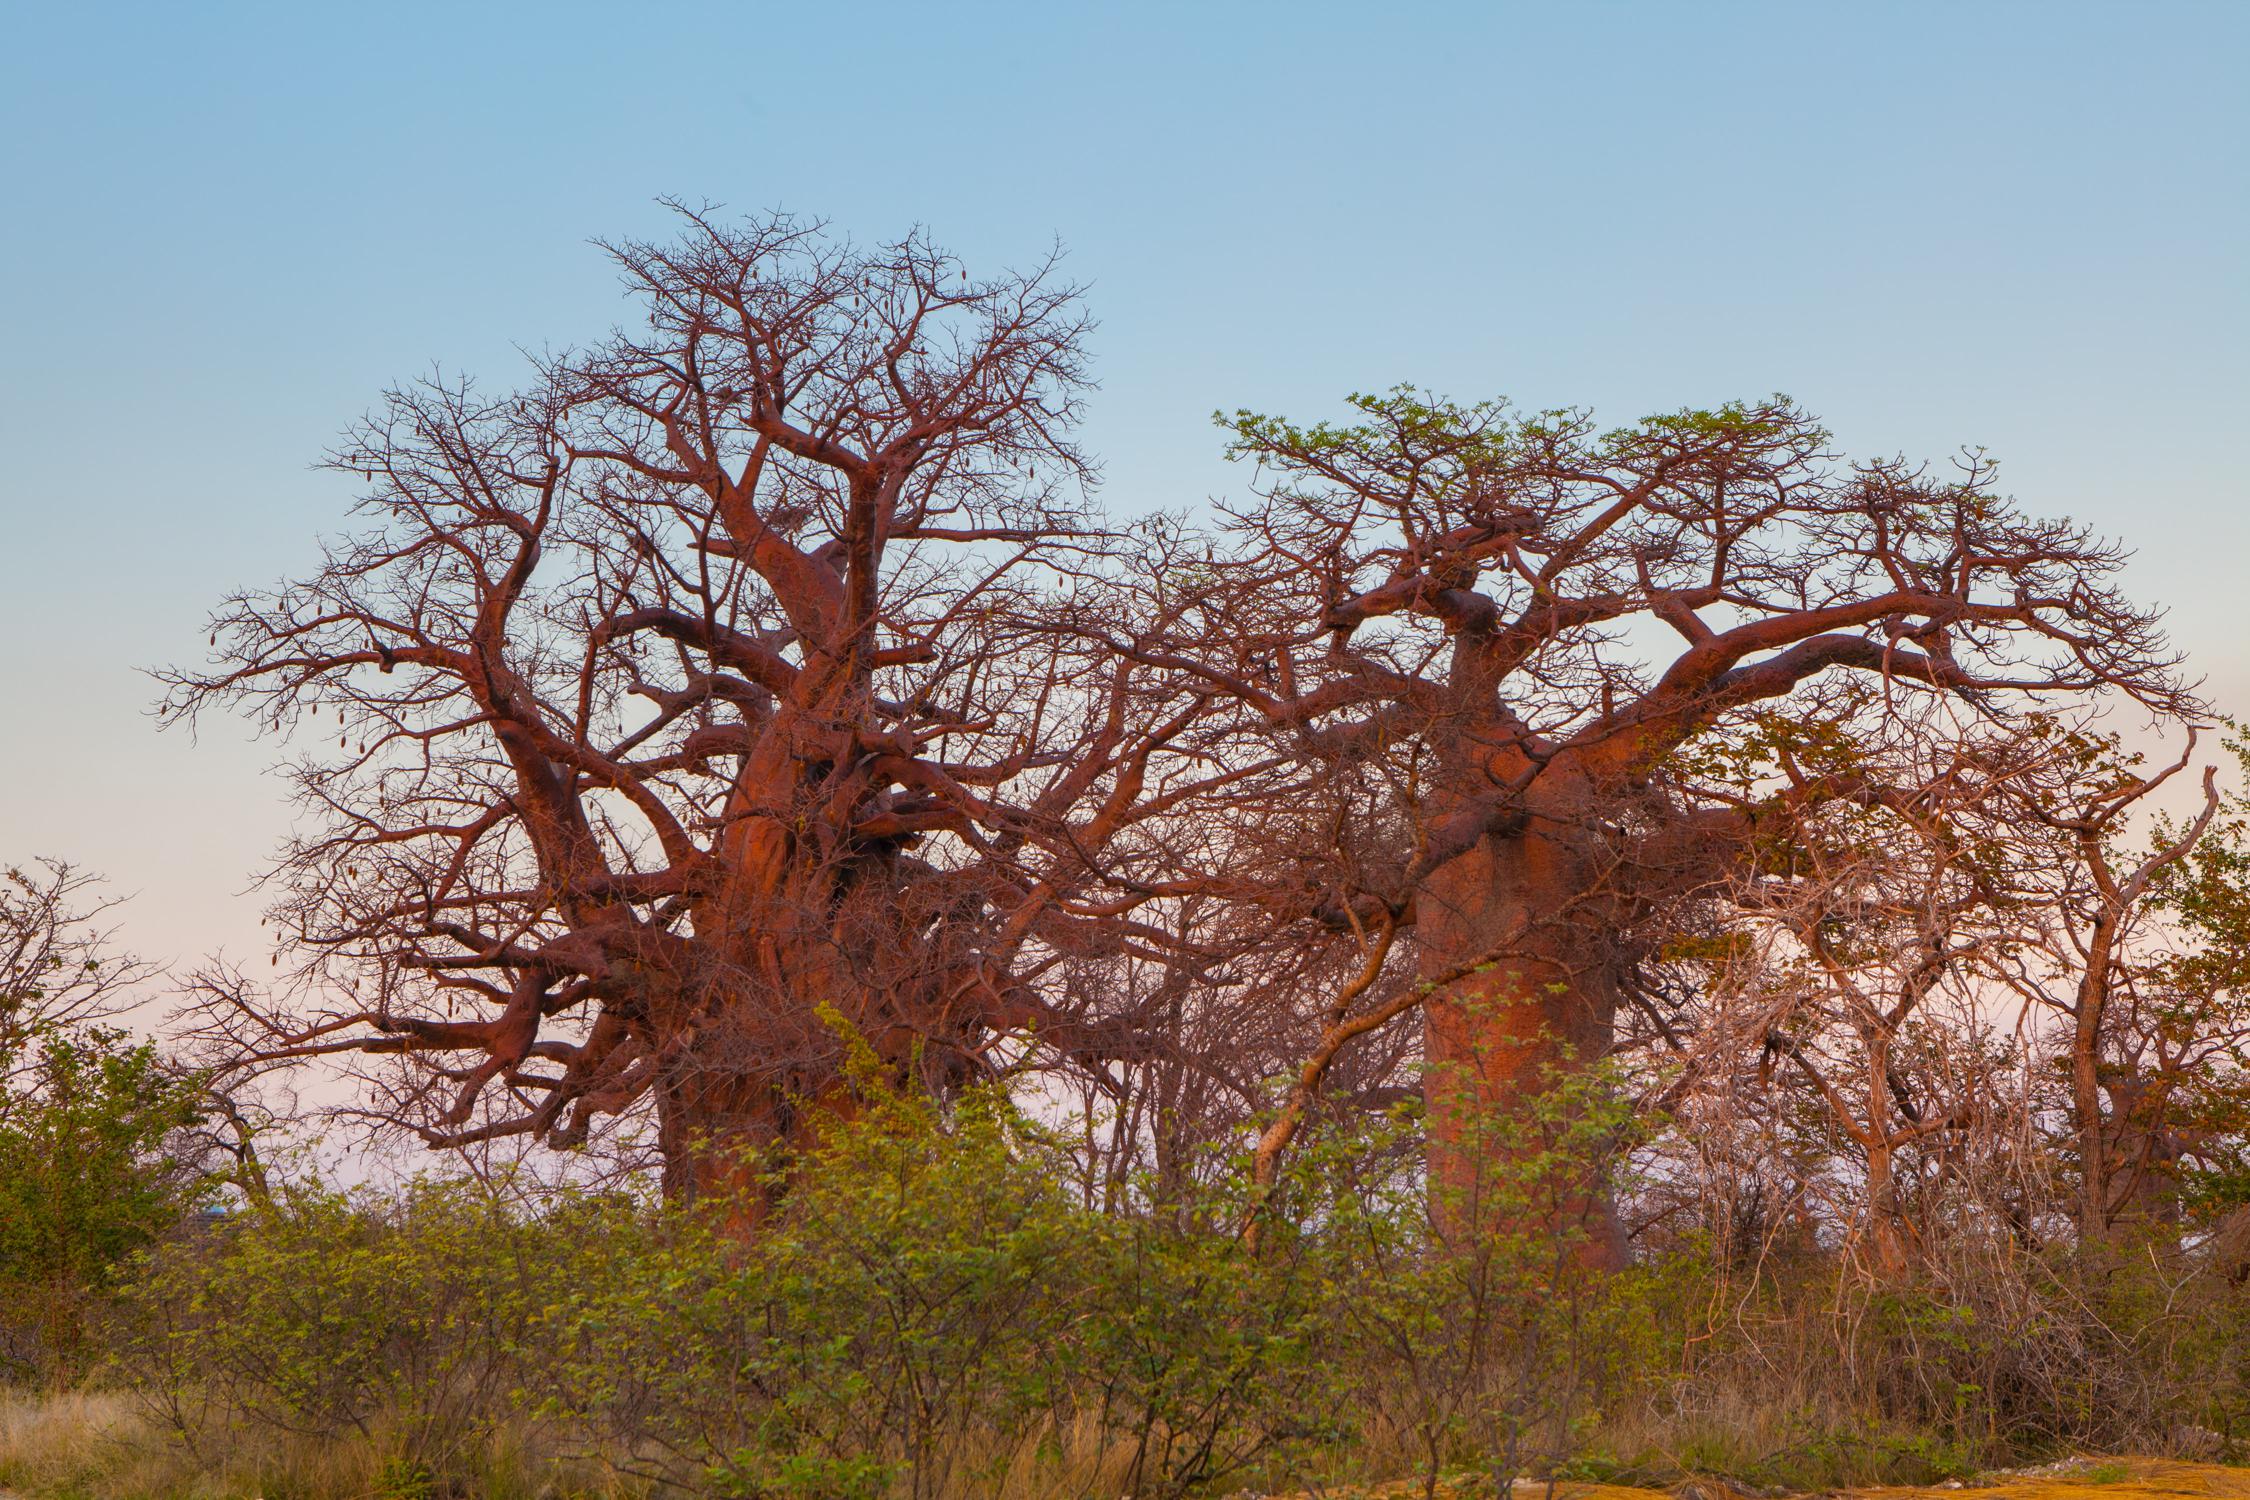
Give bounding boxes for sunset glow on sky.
[2,1,2244,990]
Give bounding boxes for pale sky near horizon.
[2,1,2245,998]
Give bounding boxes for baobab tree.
[164,208,1225,1202]
[1137,390,2190,1253]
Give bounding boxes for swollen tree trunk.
[655,1059,788,1215]
[1417,788,1630,1268]
[634,693,959,1214]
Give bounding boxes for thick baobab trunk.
[655,1059,790,1215]
[636,753,890,1215]
[647,804,979,1226]
[648,975,880,1226]
[1417,798,1629,1268]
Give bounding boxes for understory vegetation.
[8,1058,2250,1500]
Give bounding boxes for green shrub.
[0,1026,204,1380]
[113,1172,645,1493]
[1288,1059,1664,1497]
[93,1049,1719,1499]
[544,1077,1353,1499]
[545,1083,1084,1499]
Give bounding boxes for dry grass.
[4,1386,2246,1500]
[0,1388,214,1498]
[0,1389,1161,1500]
[0,1386,654,1500]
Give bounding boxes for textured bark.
[163,210,1223,1203]
[1417,789,1633,1263]
[1165,389,2189,1248]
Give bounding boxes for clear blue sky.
[2,0,2245,976]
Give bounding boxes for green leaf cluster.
[0,1025,203,1379]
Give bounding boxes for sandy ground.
[1269,1458,2250,1500]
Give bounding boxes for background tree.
[1672,724,2053,1274]
[0,860,203,1378]
[165,208,1225,1204]
[1995,727,2247,1244]
[2135,736,2250,1243]
[1,859,155,1079]
[0,1028,204,1379]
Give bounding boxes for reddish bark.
[1155,392,2189,1252]
[2001,734,2221,1243]
[164,208,1224,1201]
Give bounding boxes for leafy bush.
[114,1173,644,1491]
[67,1055,2250,1498]
[545,1083,1083,1499]
[102,1060,1667,1499]
[0,1026,203,1379]
[545,1077,1353,1499]
[1291,1059,1664,1496]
